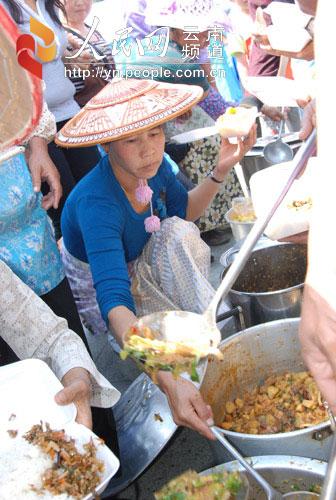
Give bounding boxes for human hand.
[175,110,193,124]
[253,8,314,60]
[299,99,316,140]
[156,371,215,440]
[261,105,285,122]
[214,124,257,180]
[55,367,92,429]
[279,231,308,245]
[64,33,92,71]
[299,285,336,414]
[26,136,62,210]
[254,35,314,60]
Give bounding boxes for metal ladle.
[212,427,282,499]
[212,427,318,500]
[130,131,316,356]
[263,117,294,165]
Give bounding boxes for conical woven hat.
[56,79,203,148]
[0,5,42,152]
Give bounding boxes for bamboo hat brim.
[55,79,203,148]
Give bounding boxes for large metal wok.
[201,455,327,499]
[200,318,333,461]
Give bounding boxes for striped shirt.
[64,24,115,101]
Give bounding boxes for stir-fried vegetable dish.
[155,470,243,500]
[120,326,202,382]
[220,371,327,434]
[24,423,104,498]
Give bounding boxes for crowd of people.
[2,0,336,494]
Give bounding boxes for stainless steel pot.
[200,455,327,499]
[225,208,255,242]
[221,241,307,328]
[200,318,333,461]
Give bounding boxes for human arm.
[253,7,314,60]
[106,303,215,438]
[25,136,62,210]
[253,35,314,60]
[298,0,336,413]
[298,99,316,140]
[24,100,62,209]
[108,305,137,346]
[0,260,120,426]
[63,31,92,70]
[240,95,284,122]
[186,126,257,222]
[75,193,216,437]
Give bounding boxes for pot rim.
[225,209,256,226]
[229,281,304,297]
[221,241,307,296]
[213,418,330,440]
[212,318,330,438]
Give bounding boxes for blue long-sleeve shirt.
[61,154,188,322]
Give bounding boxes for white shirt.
[0,260,120,408]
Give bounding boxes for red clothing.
[247,0,294,77]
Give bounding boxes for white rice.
[0,430,73,500]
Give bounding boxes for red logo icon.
[16,17,56,78]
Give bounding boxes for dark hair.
[3,0,66,26]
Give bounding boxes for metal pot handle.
[220,246,240,269]
[216,305,246,332]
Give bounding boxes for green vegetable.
[119,350,128,361]
[225,473,242,494]
[162,494,186,500]
[190,359,200,382]
[309,484,321,493]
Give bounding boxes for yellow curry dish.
[220,371,327,434]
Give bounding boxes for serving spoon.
[128,131,316,357]
[212,426,283,500]
[263,116,294,165]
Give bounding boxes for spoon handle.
[204,130,316,322]
[211,427,283,499]
[277,106,285,140]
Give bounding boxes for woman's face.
[106,126,166,180]
[63,0,92,23]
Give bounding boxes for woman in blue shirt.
[58,78,256,440]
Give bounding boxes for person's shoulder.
[67,155,116,203]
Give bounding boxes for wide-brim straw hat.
[0,5,42,152]
[144,0,230,33]
[56,79,203,148]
